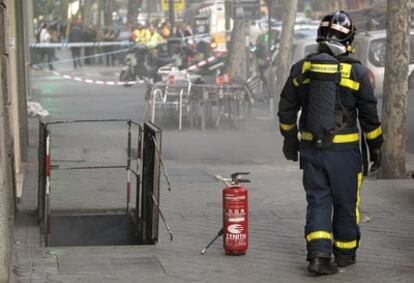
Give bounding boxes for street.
[10,62,414,282]
[0,1,411,282]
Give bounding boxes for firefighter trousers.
[300,147,363,258]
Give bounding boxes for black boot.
[335,254,356,267]
[307,251,338,275]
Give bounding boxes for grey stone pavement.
[11,61,414,282]
[10,117,414,283]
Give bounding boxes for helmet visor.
[317,15,332,42]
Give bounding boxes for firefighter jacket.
[277,53,384,151]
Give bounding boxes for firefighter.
[277,11,383,275]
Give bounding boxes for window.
[368,34,414,67]
[368,38,386,67]
[304,44,318,56]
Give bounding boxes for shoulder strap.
[305,52,320,59]
[337,55,361,64]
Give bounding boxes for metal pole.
[179,89,183,130]
[225,0,232,51]
[151,136,172,191]
[267,0,274,116]
[168,0,175,35]
[46,133,51,246]
[14,0,29,164]
[267,0,272,53]
[151,192,173,241]
[126,121,132,211]
[136,125,142,221]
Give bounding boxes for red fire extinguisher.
[223,172,249,255]
[201,172,250,256]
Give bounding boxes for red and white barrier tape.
[186,56,220,71]
[50,70,142,86]
[32,65,143,86]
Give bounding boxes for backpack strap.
[337,55,361,64]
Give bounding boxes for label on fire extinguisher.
[227,223,243,233]
[225,209,247,242]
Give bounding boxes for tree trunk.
[103,0,113,27]
[379,0,411,179]
[82,0,95,27]
[128,0,139,26]
[225,19,246,80]
[274,0,298,116]
[148,0,159,13]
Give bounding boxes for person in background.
[68,23,83,69]
[57,21,66,43]
[161,21,171,39]
[39,23,55,70]
[132,23,150,45]
[102,27,116,66]
[254,32,277,102]
[48,22,59,61]
[147,23,165,49]
[82,25,94,65]
[175,23,192,39]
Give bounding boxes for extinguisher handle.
[231,172,250,184]
[231,172,250,177]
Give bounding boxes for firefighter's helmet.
[317,10,356,46]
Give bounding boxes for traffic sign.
[161,0,186,12]
[233,0,261,20]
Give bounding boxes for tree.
[274,0,298,116]
[103,0,113,27]
[225,19,247,80]
[82,0,95,27]
[379,0,411,179]
[128,0,139,26]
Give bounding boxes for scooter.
[119,51,138,85]
[119,45,175,86]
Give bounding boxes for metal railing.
[37,119,163,245]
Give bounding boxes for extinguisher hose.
[201,228,224,255]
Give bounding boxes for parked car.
[250,18,318,44]
[351,29,414,96]
[289,39,318,66]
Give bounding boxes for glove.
[283,138,299,162]
[369,147,382,173]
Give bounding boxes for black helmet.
[317,10,356,46]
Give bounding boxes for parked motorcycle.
[119,45,174,86]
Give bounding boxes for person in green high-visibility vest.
[254,30,278,102]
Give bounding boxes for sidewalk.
[11,117,414,283]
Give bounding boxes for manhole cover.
[110,256,165,275]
